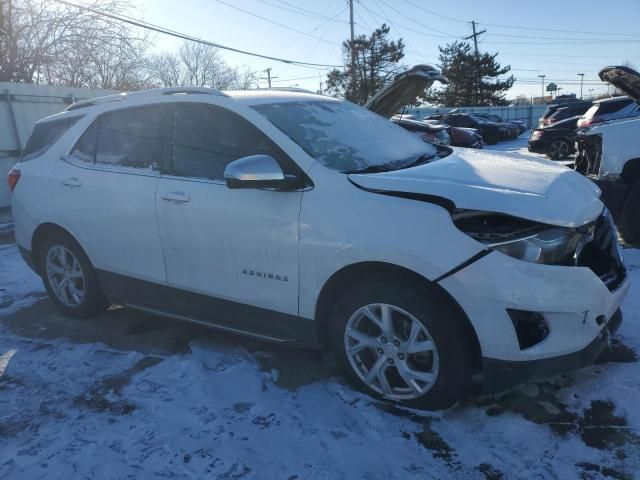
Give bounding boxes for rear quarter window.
[21,116,81,162]
[594,98,634,115]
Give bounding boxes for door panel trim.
[96,269,318,347]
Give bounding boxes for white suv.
[9,66,629,409]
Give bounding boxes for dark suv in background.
[539,100,592,127]
[427,112,506,144]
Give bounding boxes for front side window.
[95,106,164,169]
[171,103,281,180]
[21,116,81,162]
[69,122,98,164]
[252,100,438,172]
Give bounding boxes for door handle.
[62,177,81,188]
[161,191,191,203]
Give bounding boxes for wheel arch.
[313,261,482,369]
[31,223,86,275]
[620,158,640,184]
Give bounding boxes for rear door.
[53,105,169,308]
[155,101,303,340]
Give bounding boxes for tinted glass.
[595,98,634,115]
[171,104,281,180]
[95,106,164,169]
[69,121,98,164]
[21,116,80,161]
[253,100,437,172]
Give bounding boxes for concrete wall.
[0,83,118,207]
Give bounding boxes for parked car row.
[424,112,521,144]
[529,87,640,160]
[390,114,484,148]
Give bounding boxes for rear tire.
[38,232,108,318]
[619,183,640,246]
[328,278,474,410]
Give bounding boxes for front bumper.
[440,211,629,379]
[527,138,546,153]
[482,309,623,391]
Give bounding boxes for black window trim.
[162,102,312,189]
[21,114,84,162]
[64,104,169,177]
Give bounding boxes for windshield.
[251,100,439,172]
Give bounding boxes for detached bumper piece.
[483,309,623,392]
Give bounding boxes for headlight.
[453,211,589,264]
[530,130,543,140]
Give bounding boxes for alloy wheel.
[549,140,570,159]
[344,303,440,400]
[45,245,86,307]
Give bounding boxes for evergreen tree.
[423,41,514,106]
[326,24,405,105]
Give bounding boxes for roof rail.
[261,87,316,94]
[65,87,227,112]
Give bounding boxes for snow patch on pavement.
[0,244,45,315]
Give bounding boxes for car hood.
[599,66,640,103]
[349,149,603,227]
[365,65,448,118]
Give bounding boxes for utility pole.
[349,0,356,92]
[464,21,486,105]
[260,68,277,88]
[577,73,584,99]
[538,74,546,104]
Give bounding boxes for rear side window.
[592,98,634,115]
[96,106,164,169]
[21,116,80,162]
[171,103,282,180]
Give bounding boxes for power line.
[51,0,341,69]
[377,0,462,37]
[359,0,451,38]
[214,0,340,46]
[400,0,469,24]
[253,0,348,22]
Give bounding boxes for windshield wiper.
[397,153,436,170]
[342,164,395,174]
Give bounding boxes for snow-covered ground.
[1,143,639,479]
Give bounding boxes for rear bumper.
[482,309,622,391]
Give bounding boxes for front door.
[155,102,303,341]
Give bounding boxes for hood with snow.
[349,148,603,228]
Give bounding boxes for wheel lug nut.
[398,353,405,360]
[393,340,400,347]
[377,348,383,354]
[387,358,394,364]
[380,337,387,344]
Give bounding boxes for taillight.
[7,167,21,192]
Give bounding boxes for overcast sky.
[132,0,640,99]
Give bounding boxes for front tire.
[546,138,571,160]
[329,278,474,409]
[619,183,640,246]
[39,232,108,318]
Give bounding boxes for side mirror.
[224,155,299,190]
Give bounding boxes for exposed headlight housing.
[453,211,591,264]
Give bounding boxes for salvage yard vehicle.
[577,95,640,128]
[539,100,592,127]
[575,65,640,246]
[390,116,451,146]
[528,115,581,160]
[426,112,507,144]
[9,65,629,409]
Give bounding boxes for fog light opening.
[507,309,550,350]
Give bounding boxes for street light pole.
[577,73,584,99]
[538,74,546,104]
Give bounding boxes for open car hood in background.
[599,66,640,103]
[365,65,448,118]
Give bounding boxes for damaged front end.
[452,209,626,291]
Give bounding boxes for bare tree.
[1,0,151,89]
[147,41,258,90]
